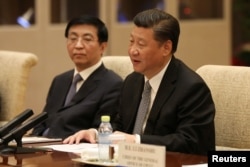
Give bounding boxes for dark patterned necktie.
[64,73,82,106]
[133,81,151,135]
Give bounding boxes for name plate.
[118,142,165,167]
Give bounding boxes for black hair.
[65,15,108,43]
[133,9,180,53]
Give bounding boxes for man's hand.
[63,128,97,144]
[114,131,136,143]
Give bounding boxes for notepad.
[21,136,62,144]
[41,143,98,153]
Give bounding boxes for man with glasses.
[31,15,123,139]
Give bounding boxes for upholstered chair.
[102,56,133,79]
[196,65,250,150]
[0,50,38,125]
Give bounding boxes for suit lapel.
[144,57,178,134]
[127,75,144,131]
[57,70,74,107]
[60,64,106,109]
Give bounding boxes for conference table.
[0,142,207,167]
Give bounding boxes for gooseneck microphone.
[0,112,48,154]
[0,112,48,146]
[0,109,34,138]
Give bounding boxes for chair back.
[102,56,133,79]
[196,65,250,150]
[0,50,38,123]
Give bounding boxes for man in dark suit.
[32,15,123,139]
[63,9,215,155]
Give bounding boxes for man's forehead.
[130,27,154,39]
[68,25,97,36]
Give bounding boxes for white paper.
[182,163,208,167]
[41,143,98,153]
[81,147,99,159]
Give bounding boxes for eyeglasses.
[67,36,97,45]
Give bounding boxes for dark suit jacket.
[113,56,215,155]
[32,64,123,139]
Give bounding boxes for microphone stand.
[0,133,49,154]
[0,112,49,154]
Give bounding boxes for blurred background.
[0,0,249,114]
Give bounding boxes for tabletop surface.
[0,148,207,167]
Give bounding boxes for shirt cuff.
[90,128,98,141]
[134,134,141,144]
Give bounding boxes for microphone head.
[1,112,48,146]
[0,109,34,138]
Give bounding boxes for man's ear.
[163,40,172,57]
[100,42,108,53]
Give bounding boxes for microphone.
[0,112,49,154]
[0,109,34,138]
[0,112,48,147]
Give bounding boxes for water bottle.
[98,115,113,162]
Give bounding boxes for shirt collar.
[74,60,102,80]
[145,57,171,94]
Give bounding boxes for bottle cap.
[101,115,110,122]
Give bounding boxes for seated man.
[31,15,123,139]
[63,9,215,155]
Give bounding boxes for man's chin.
[133,67,143,74]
